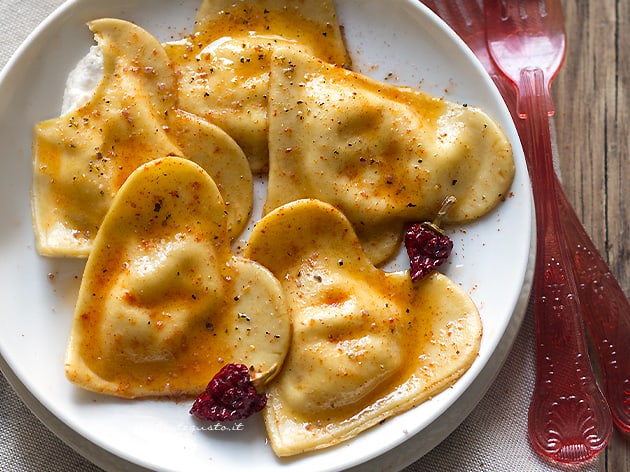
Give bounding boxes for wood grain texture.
[553,1,630,470]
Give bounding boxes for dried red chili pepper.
[190,363,267,422]
[405,196,456,282]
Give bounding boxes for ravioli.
[32,18,253,257]
[193,0,350,67]
[265,47,515,265]
[65,157,289,398]
[166,0,350,172]
[245,199,482,456]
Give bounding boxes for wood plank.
[554,1,630,470]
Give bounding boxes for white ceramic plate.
[0,0,534,470]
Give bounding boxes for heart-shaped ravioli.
[32,18,252,257]
[265,46,515,265]
[65,157,289,398]
[166,38,317,175]
[166,0,351,173]
[245,199,482,456]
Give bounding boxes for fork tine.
[467,0,485,22]
[453,0,485,27]
[497,0,521,21]
[423,0,473,31]
[520,0,542,21]
[500,0,560,22]
[525,0,553,20]
[452,0,472,27]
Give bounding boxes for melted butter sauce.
[192,3,350,67]
[49,3,489,454]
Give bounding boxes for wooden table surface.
[554,1,629,470]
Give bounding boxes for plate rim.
[0,0,534,470]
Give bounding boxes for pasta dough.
[165,0,350,172]
[265,47,515,264]
[31,0,509,455]
[65,157,289,398]
[245,199,482,456]
[32,18,253,257]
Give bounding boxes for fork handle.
[518,67,612,462]
[504,71,630,433]
[556,183,630,432]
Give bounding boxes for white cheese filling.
[61,46,104,114]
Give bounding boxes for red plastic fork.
[422,0,630,438]
[483,0,612,462]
